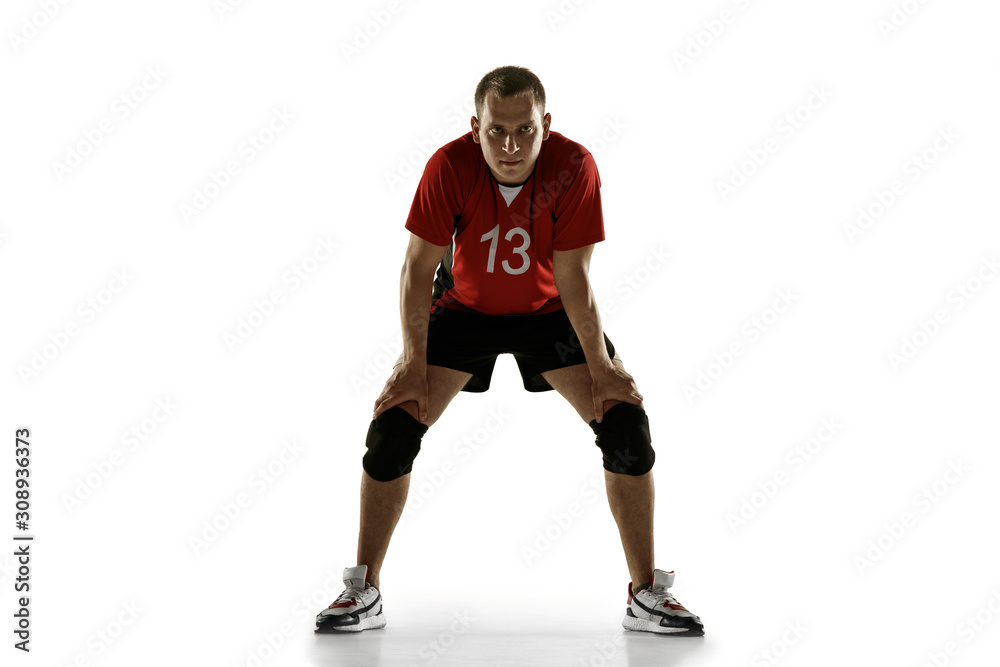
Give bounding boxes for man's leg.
[541,360,655,591]
[357,364,473,589]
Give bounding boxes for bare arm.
[553,244,643,422]
[400,234,447,365]
[552,244,612,372]
[372,234,448,422]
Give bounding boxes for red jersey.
[404,131,604,315]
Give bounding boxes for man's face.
[471,90,551,186]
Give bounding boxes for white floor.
[309,607,712,667]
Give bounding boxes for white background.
[2,1,999,666]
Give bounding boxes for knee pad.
[362,406,429,482]
[589,403,654,476]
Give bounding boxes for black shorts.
[400,306,619,393]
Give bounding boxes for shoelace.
[645,586,687,612]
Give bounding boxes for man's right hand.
[372,363,429,423]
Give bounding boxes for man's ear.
[470,116,480,143]
[542,112,551,140]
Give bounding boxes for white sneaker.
[315,565,386,633]
[622,569,704,636]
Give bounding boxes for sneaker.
[622,569,704,636]
[315,564,387,633]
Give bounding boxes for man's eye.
[522,126,532,131]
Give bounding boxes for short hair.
[474,65,546,121]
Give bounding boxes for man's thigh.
[394,364,473,427]
[541,359,627,423]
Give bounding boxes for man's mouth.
[500,160,521,166]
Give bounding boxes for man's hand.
[591,363,644,423]
[372,363,429,423]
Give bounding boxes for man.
[316,66,703,637]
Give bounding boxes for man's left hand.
[590,364,644,423]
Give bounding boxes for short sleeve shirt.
[404,131,604,315]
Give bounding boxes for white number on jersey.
[480,224,531,275]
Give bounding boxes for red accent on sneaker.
[328,597,356,609]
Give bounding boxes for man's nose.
[502,134,519,154]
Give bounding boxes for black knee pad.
[589,403,655,476]
[362,406,429,482]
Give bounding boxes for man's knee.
[589,403,654,476]
[362,406,429,482]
